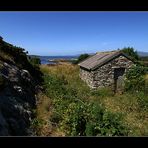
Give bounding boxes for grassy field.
[34,63,148,136]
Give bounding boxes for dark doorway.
[114,68,125,93]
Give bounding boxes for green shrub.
[0,37,43,84]
[31,118,44,127]
[85,103,128,136]
[50,111,62,124]
[137,92,148,111]
[43,74,67,99]
[29,56,41,66]
[125,65,148,92]
[121,47,139,61]
[30,118,46,135]
[60,102,87,136]
[43,72,129,136]
[42,65,129,136]
[59,101,128,136]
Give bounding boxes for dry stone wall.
[80,55,134,89]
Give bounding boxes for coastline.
[39,56,78,65]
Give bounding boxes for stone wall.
[79,68,94,88]
[79,55,134,89]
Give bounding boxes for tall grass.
[39,64,133,136]
[38,64,148,136]
[101,93,148,136]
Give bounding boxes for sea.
[38,56,78,64]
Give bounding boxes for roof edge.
[78,53,97,67]
[91,51,135,71]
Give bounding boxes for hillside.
[0,37,147,136]
[0,37,42,135]
[32,63,148,136]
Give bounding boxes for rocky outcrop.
[0,62,37,136]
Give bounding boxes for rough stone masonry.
[79,51,134,90]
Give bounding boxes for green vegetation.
[29,56,41,66]
[1,35,147,136]
[121,47,139,61]
[124,65,148,113]
[59,101,128,136]
[42,72,128,136]
[137,91,148,111]
[36,64,147,136]
[139,56,148,67]
[0,37,43,83]
[73,53,90,64]
[140,56,148,61]
[125,65,148,92]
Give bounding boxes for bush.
[137,92,148,111]
[122,47,139,61]
[42,65,129,136]
[59,101,128,136]
[31,118,45,135]
[0,37,43,84]
[85,103,128,136]
[60,102,87,136]
[50,111,62,124]
[43,74,67,99]
[125,65,148,92]
[29,56,41,66]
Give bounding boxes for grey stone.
[0,61,37,136]
[79,55,134,90]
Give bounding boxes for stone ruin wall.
[80,55,134,89]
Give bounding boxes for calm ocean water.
[39,56,78,64]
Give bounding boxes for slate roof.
[78,50,132,70]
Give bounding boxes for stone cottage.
[78,50,135,92]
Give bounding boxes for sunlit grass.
[38,63,148,136]
[101,93,148,136]
[32,92,52,136]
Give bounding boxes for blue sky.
[0,11,148,56]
